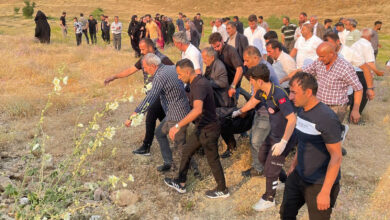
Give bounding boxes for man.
[280,72,343,220]
[104,38,173,156]
[281,16,297,53]
[335,22,349,45]
[193,13,204,38]
[212,18,229,42]
[264,31,289,54]
[232,64,296,211]
[345,18,361,47]
[184,18,200,49]
[241,46,281,176]
[283,42,363,124]
[310,15,326,40]
[173,31,203,75]
[164,59,229,199]
[290,23,323,68]
[324,19,333,34]
[209,32,243,99]
[100,14,106,41]
[266,40,296,92]
[103,16,111,43]
[258,16,270,32]
[176,12,184,32]
[79,13,89,44]
[371,21,382,58]
[226,21,249,60]
[125,53,190,172]
[233,16,244,34]
[73,17,82,46]
[294,12,309,40]
[244,14,267,56]
[60,11,67,38]
[111,16,122,50]
[88,15,98,44]
[145,14,161,44]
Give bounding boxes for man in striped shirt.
[281,17,297,53]
[125,53,191,172]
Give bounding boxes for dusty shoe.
[164,178,186,193]
[205,188,230,199]
[132,143,151,156]
[241,167,263,177]
[252,198,275,211]
[220,150,233,159]
[157,163,171,172]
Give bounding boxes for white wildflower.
[53,77,62,92]
[131,113,144,127]
[63,212,71,220]
[104,126,116,140]
[32,143,40,151]
[108,101,119,111]
[92,124,100,131]
[122,182,127,187]
[43,153,52,163]
[77,123,84,128]
[128,174,134,182]
[128,95,134,103]
[62,76,68,85]
[108,175,119,188]
[54,84,62,92]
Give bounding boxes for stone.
[124,204,138,216]
[93,188,104,201]
[110,190,140,207]
[19,197,29,205]
[0,176,13,192]
[89,215,102,220]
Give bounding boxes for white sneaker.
[341,124,349,143]
[252,198,275,211]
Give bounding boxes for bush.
[22,0,36,18]
[14,7,20,14]
[91,8,104,20]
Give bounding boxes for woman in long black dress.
[128,15,141,57]
[34,10,51,44]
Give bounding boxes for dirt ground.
[1,0,390,219]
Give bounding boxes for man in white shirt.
[294,12,310,40]
[244,14,267,57]
[111,16,122,50]
[173,31,203,75]
[335,22,349,45]
[290,23,323,68]
[212,18,228,42]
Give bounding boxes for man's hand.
[316,190,331,211]
[349,109,360,124]
[125,112,137,127]
[104,76,117,85]
[367,89,375,100]
[271,139,288,156]
[169,126,179,141]
[231,109,242,118]
[376,70,384,76]
[228,88,236,97]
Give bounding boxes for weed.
[22,0,36,18]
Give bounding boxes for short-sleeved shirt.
[193,19,204,34]
[79,17,88,29]
[370,30,379,51]
[294,35,323,68]
[182,43,203,73]
[88,19,97,33]
[274,51,296,88]
[176,19,184,31]
[254,84,294,140]
[295,102,342,184]
[218,44,243,86]
[146,21,159,39]
[281,23,297,41]
[351,38,375,65]
[244,26,267,55]
[74,22,83,34]
[134,50,174,86]
[345,29,361,47]
[189,75,218,130]
[259,21,269,30]
[60,16,66,26]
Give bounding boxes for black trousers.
[75,33,82,46]
[144,97,165,147]
[280,171,340,220]
[349,71,367,114]
[89,32,97,44]
[82,29,89,44]
[103,30,110,43]
[131,36,141,56]
[178,124,226,191]
[101,30,105,41]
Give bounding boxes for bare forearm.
[352,90,362,111]
[282,114,296,142]
[232,67,243,86]
[115,66,139,78]
[360,64,373,88]
[367,62,383,76]
[290,48,297,58]
[321,152,342,194]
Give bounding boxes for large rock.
[110,190,140,207]
[0,176,13,192]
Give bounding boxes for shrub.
[22,0,36,18]
[14,7,20,14]
[91,8,104,20]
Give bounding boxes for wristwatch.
[230,84,236,89]
[367,87,375,90]
[175,124,180,129]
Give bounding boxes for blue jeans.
[250,112,271,172]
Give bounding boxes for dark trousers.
[144,97,165,147]
[89,32,97,44]
[103,30,110,43]
[239,88,252,101]
[101,31,105,41]
[131,37,141,56]
[349,71,367,114]
[178,124,226,191]
[280,171,340,220]
[82,29,89,44]
[259,134,296,201]
[75,33,82,46]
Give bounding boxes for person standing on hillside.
[281,16,297,53]
[324,19,333,34]
[244,14,267,57]
[60,11,67,38]
[88,15,98,44]
[79,13,89,44]
[193,13,204,40]
[212,18,229,42]
[294,12,309,40]
[310,15,326,40]
[173,31,203,75]
[111,16,122,50]
[128,15,142,57]
[34,10,51,44]
[184,18,200,49]
[167,17,175,45]
[258,16,270,32]
[145,14,161,44]
[100,14,106,41]
[371,21,382,58]
[176,12,185,32]
[335,22,349,45]
[233,16,244,34]
[73,17,83,46]
[103,16,111,44]
[345,18,360,47]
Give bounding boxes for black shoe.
[193,168,202,179]
[221,150,232,159]
[242,167,263,177]
[164,178,186,193]
[157,163,171,172]
[240,132,249,138]
[132,143,151,156]
[342,147,347,156]
[205,188,230,199]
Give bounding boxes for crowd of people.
[31,9,389,219]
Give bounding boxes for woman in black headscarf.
[34,10,51,44]
[128,15,141,57]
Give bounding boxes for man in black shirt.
[193,13,204,39]
[60,11,67,38]
[280,72,342,220]
[88,15,98,44]
[104,38,173,159]
[100,14,106,41]
[164,59,229,199]
[232,64,296,211]
[233,16,244,34]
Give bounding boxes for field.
[1,0,390,219]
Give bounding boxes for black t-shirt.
[193,19,204,33]
[88,19,97,33]
[190,75,218,130]
[218,44,243,87]
[60,16,66,26]
[295,102,342,184]
[254,84,294,140]
[134,50,174,85]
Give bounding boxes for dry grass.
[1,1,390,219]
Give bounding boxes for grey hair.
[303,23,314,33]
[215,18,223,23]
[143,53,161,66]
[347,18,358,27]
[310,15,318,20]
[173,31,189,44]
[202,47,217,58]
[361,28,373,37]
